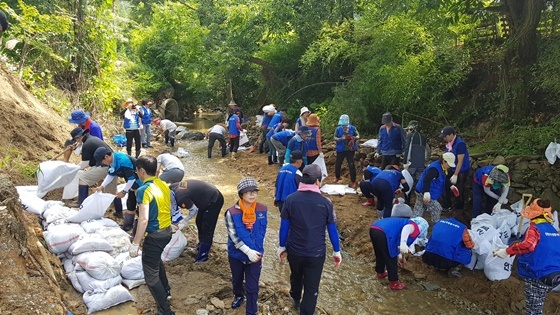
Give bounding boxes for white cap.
[442,152,456,168]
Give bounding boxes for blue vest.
[447,137,470,174]
[378,123,404,154]
[275,165,300,201]
[375,169,403,192]
[473,165,494,185]
[307,127,319,151]
[518,223,560,279]
[287,136,309,158]
[140,106,152,125]
[335,125,358,152]
[262,113,273,128]
[272,131,295,146]
[268,112,283,128]
[416,161,446,200]
[365,166,382,184]
[425,218,471,265]
[371,217,417,258]
[226,203,268,263]
[123,111,141,129]
[228,114,240,136]
[266,123,280,139]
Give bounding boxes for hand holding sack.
[277,246,286,262]
[492,202,502,213]
[493,248,508,259]
[129,242,139,258]
[450,174,458,185]
[333,251,342,267]
[423,192,431,204]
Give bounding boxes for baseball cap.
[302,164,322,182]
[290,150,303,161]
[297,125,312,136]
[381,112,392,124]
[439,126,455,138]
[93,147,111,167]
[237,177,259,194]
[442,152,456,168]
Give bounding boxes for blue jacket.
[378,123,405,155]
[268,112,283,128]
[123,111,141,130]
[447,136,470,174]
[275,164,302,202]
[518,223,560,279]
[365,166,382,184]
[140,106,152,125]
[335,125,358,152]
[228,114,241,136]
[226,203,267,263]
[425,218,471,265]
[285,135,309,164]
[371,217,417,258]
[271,131,295,147]
[416,161,446,200]
[374,169,403,192]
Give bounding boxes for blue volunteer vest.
[307,127,320,151]
[374,169,403,192]
[228,114,240,136]
[378,123,403,153]
[371,217,417,258]
[141,106,152,125]
[425,218,471,264]
[416,161,446,200]
[335,125,358,152]
[365,166,382,184]
[287,136,309,158]
[262,113,273,128]
[275,164,300,202]
[447,137,470,174]
[266,123,280,139]
[123,112,141,129]
[226,203,268,263]
[272,131,295,146]
[518,223,560,279]
[268,112,283,128]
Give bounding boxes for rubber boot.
[389,281,406,290]
[123,213,135,232]
[196,242,212,262]
[268,156,273,165]
[113,197,123,218]
[77,185,89,206]
[377,210,384,219]
[170,137,175,148]
[272,155,278,164]
[362,198,374,206]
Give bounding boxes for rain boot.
[362,198,375,206]
[389,281,406,290]
[268,156,273,165]
[113,197,123,218]
[123,212,135,232]
[170,137,175,148]
[196,242,211,262]
[77,185,89,206]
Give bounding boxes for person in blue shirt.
[277,164,341,313]
[413,152,456,223]
[295,106,310,132]
[359,165,382,207]
[268,108,287,129]
[472,164,510,218]
[440,126,470,211]
[140,99,154,148]
[285,126,312,170]
[225,178,267,314]
[64,109,104,162]
[266,117,290,165]
[334,114,360,188]
[228,108,243,160]
[274,151,303,212]
[371,165,409,219]
[270,130,295,165]
[122,98,143,158]
[375,112,406,170]
[259,105,276,154]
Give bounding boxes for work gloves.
[423,192,431,204]
[493,248,509,259]
[498,196,508,205]
[492,202,502,213]
[129,242,140,258]
[277,246,286,262]
[450,174,458,185]
[399,241,410,255]
[333,251,342,267]
[374,153,380,160]
[240,245,262,263]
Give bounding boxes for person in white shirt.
[154,119,178,147]
[156,150,185,183]
[206,123,228,158]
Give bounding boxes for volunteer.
[295,106,310,131]
[359,165,382,207]
[285,126,311,170]
[122,98,143,158]
[439,126,470,212]
[156,150,185,184]
[334,114,359,188]
[306,113,322,164]
[227,108,242,160]
[375,112,405,170]
[206,123,228,158]
[274,151,303,212]
[371,165,409,219]
[472,164,510,218]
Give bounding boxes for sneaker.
[376,271,388,279]
[166,289,172,300]
[389,281,407,290]
[231,296,244,309]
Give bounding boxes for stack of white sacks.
[464,200,559,281]
[16,161,187,314]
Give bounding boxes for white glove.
[240,245,262,263]
[450,174,457,185]
[403,162,410,170]
[498,196,508,205]
[374,153,380,159]
[493,248,508,259]
[492,202,502,213]
[399,241,410,255]
[423,192,431,204]
[129,242,140,258]
[333,251,342,267]
[277,246,287,262]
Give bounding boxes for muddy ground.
[1,64,560,314]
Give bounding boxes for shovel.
[509,193,533,244]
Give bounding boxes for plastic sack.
[37,161,81,198]
[484,236,515,281]
[74,251,122,280]
[492,210,517,230]
[16,186,46,216]
[76,271,122,292]
[62,170,83,200]
[464,252,487,270]
[546,141,558,165]
[83,285,134,314]
[68,235,113,255]
[66,192,115,223]
[120,255,144,280]
[161,231,188,262]
[401,169,413,196]
[94,227,132,257]
[173,147,190,158]
[360,139,378,148]
[239,130,249,146]
[44,223,85,254]
[80,218,120,234]
[67,270,84,293]
[320,184,357,196]
[312,152,328,182]
[496,221,512,244]
[112,134,127,147]
[122,278,145,290]
[469,223,499,255]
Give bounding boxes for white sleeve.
[399,224,415,243]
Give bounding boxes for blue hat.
[338,114,350,126]
[68,110,90,124]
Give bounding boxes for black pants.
[372,178,394,218]
[442,172,468,210]
[335,151,356,182]
[370,228,399,281]
[359,181,375,199]
[208,132,227,158]
[126,129,141,158]
[276,200,284,213]
[259,128,268,153]
[229,257,262,315]
[196,193,224,244]
[229,136,240,153]
[307,154,319,165]
[380,155,400,170]
[288,253,325,315]
[142,228,173,314]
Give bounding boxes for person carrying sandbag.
[472,164,510,218]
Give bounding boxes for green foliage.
[0,148,37,180]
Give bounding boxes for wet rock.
[210,297,225,309]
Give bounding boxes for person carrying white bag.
[493,199,560,315]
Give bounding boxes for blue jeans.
[142,228,173,314]
[141,124,152,146]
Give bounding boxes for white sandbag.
[67,192,115,223]
[484,236,515,281]
[44,223,85,254]
[62,170,83,200]
[468,224,499,255]
[401,169,413,196]
[95,227,132,257]
[161,231,188,262]
[360,139,378,148]
[81,218,120,233]
[320,184,357,196]
[67,270,84,293]
[42,202,78,225]
[546,141,558,165]
[83,285,134,314]
[471,213,494,226]
[63,258,75,274]
[492,210,517,230]
[464,251,486,270]
[16,186,46,216]
[76,271,122,292]
[37,161,81,198]
[497,221,512,244]
[68,235,113,255]
[74,251,122,280]
[121,256,144,280]
[122,278,145,290]
[312,152,328,182]
[239,130,249,146]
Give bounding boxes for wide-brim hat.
[522,199,553,221]
[68,109,90,124]
[121,98,136,108]
[300,106,310,116]
[228,100,237,106]
[307,114,320,126]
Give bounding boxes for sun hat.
[410,217,429,239]
[489,165,510,184]
[307,114,320,126]
[228,100,237,106]
[300,106,310,116]
[521,199,553,221]
[121,98,136,108]
[338,114,350,126]
[68,110,90,124]
[297,126,312,136]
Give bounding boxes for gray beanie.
[391,198,413,218]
